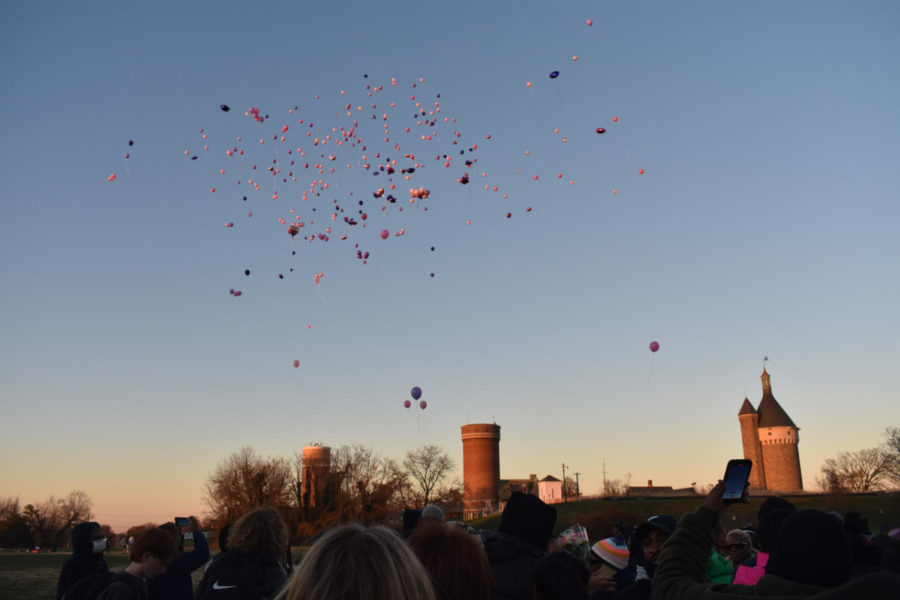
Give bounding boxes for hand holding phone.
[722,459,752,505]
[174,516,190,527]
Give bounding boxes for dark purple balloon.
[549,71,559,79]
[411,386,422,400]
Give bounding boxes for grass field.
[3,492,897,599]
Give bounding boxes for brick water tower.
[461,423,501,513]
[300,443,331,511]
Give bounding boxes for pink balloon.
[380,229,389,239]
[293,360,300,368]
[649,341,660,352]
[404,400,411,409]
[419,400,427,409]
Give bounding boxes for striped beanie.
[590,536,629,571]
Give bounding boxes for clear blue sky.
[1,1,898,530]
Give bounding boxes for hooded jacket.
[57,521,110,600]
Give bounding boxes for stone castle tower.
[461,423,501,514]
[738,368,803,492]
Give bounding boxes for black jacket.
[57,522,109,600]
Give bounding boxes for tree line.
[201,443,460,542]
[0,491,94,550]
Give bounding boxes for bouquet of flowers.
[557,523,590,564]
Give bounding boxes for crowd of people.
[56,485,900,600]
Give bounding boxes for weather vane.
[763,355,769,369]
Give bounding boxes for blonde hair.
[227,507,288,557]
[276,524,436,600]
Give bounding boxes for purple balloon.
[411,386,422,400]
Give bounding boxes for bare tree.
[818,448,893,493]
[601,478,628,497]
[203,446,295,525]
[21,491,93,550]
[331,444,405,523]
[403,445,456,508]
[884,426,900,484]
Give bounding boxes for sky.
[1,1,898,532]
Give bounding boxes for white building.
[537,475,563,504]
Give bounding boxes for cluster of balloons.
[404,386,426,410]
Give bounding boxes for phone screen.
[723,461,751,502]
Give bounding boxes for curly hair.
[276,523,435,600]
[226,507,288,557]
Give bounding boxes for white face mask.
[92,538,107,554]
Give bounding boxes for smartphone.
[174,517,190,527]
[722,459,752,504]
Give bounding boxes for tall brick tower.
[300,444,331,513]
[738,397,767,490]
[461,423,501,513]
[738,368,803,492]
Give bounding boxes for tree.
[818,448,893,493]
[330,444,405,524]
[883,426,900,484]
[403,445,456,508]
[22,491,93,550]
[0,497,34,548]
[203,446,295,526]
[563,477,579,499]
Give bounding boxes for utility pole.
[574,472,581,498]
[561,463,568,503]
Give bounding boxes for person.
[723,529,755,569]
[148,516,209,600]
[57,521,110,599]
[732,497,795,585]
[195,507,289,599]
[587,536,630,597]
[407,521,492,600]
[484,491,558,600]
[535,550,590,600]
[419,504,446,528]
[274,523,436,600]
[705,522,733,584]
[95,528,178,600]
[652,480,900,599]
[612,514,676,599]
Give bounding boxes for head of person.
[407,522,492,600]
[130,528,178,580]
[276,523,435,600]
[159,522,182,551]
[533,551,590,600]
[757,508,793,554]
[227,507,288,556]
[589,536,629,579]
[766,509,852,588]
[757,496,796,521]
[724,529,754,565]
[498,492,558,552]
[71,521,107,556]
[217,522,233,553]
[634,515,676,571]
[420,504,445,527]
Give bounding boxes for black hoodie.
[57,521,109,599]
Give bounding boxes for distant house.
[537,475,563,504]
[626,480,697,497]
[499,475,537,501]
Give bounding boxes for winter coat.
[484,531,545,600]
[57,522,110,600]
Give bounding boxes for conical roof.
[756,369,798,428]
[739,397,757,416]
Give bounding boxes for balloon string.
[555,83,566,115]
[647,354,655,382]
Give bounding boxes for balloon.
[411,386,422,400]
[649,341,660,352]
[107,173,116,182]
[596,127,606,134]
[220,104,230,112]
[419,400,427,410]
[128,140,134,146]
[549,71,559,79]
[293,360,300,368]
[404,400,411,409]
[586,18,593,26]
[380,229,389,239]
